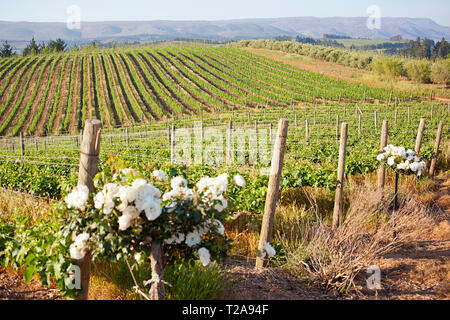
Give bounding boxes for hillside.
[0,17,449,45]
[0,46,402,137]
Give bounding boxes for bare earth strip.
[34,59,63,136]
[52,57,73,135]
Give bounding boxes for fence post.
[20,132,25,156]
[305,119,309,140]
[332,122,348,228]
[336,115,340,141]
[378,120,389,189]
[256,119,289,269]
[358,113,362,135]
[415,118,426,155]
[170,125,175,164]
[431,104,434,120]
[75,119,102,300]
[374,111,378,133]
[394,109,398,125]
[408,107,411,124]
[429,121,443,176]
[126,128,130,147]
[227,119,233,164]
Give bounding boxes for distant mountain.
[0,17,449,44]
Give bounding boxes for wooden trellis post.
[336,115,340,141]
[305,119,309,140]
[374,111,378,133]
[415,118,426,155]
[429,121,443,176]
[256,119,289,269]
[378,120,389,189]
[170,125,175,164]
[332,123,348,228]
[20,132,25,156]
[75,119,102,300]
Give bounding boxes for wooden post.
[126,128,130,147]
[374,111,378,133]
[149,241,165,300]
[75,119,102,300]
[431,104,434,120]
[415,118,426,155]
[358,113,362,135]
[170,125,175,164]
[313,109,316,125]
[429,121,443,176]
[332,123,348,228]
[378,120,389,189]
[20,132,25,156]
[336,115,340,141]
[256,119,289,269]
[269,123,273,149]
[343,105,346,117]
[227,119,233,164]
[408,107,411,124]
[305,119,309,140]
[35,139,38,152]
[394,109,398,125]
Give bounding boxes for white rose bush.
[377,145,426,176]
[51,160,247,299]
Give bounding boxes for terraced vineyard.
[0,46,413,137]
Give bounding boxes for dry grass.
[0,188,52,222]
[281,183,435,294]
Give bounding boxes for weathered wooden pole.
[415,118,426,155]
[75,119,102,300]
[170,125,175,164]
[149,241,165,300]
[332,123,348,228]
[336,115,340,141]
[256,119,289,269]
[19,132,25,156]
[429,121,443,176]
[358,113,362,135]
[305,119,309,140]
[408,107,411,124]
[378,120,389,189]
[374,111,378,133]
[394,109,398,125]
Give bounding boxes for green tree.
[0,41,14,57]
[430,59,450,86]
[23,37,40,56]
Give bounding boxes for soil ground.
[0,178,449,300]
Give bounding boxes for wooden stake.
[256,119,289,269]
[415,118,426,155]
[20,132,25,156]
[332,123,348,228]
[429,121,443,176]
[378,120,389,189]
[75,119,102,300]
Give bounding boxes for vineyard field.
[0,46,417,137]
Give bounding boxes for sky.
[0,0,449,26]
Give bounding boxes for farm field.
[0,45,449,301]
[0,46,417,137]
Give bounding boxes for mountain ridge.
[0,16,449,43]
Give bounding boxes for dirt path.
[355,177,450,300]
[0,268,60,300]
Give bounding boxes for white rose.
[152,170,167,181]
[233,175,246,187]
[376,153,385,162]
[118,214,135,231]
[264,242,276,257]
[171,176,188,189]
[65,185,89,210]
[185,231,202,247]
[387,156,395,167]
[198,247,211,266]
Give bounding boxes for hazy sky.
[0,0,449,26]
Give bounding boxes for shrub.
[405,59,432,83]
[430,59,450,85]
